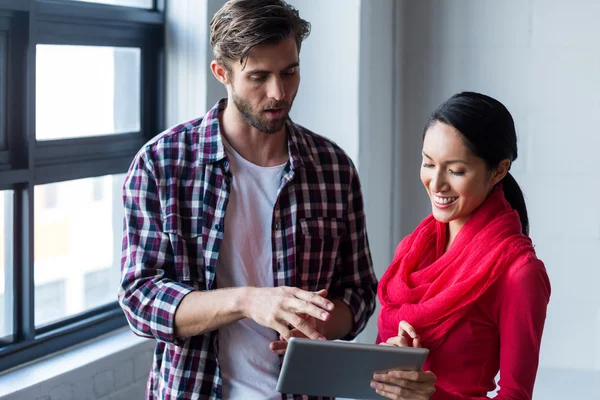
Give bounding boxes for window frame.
[0,0,164,372]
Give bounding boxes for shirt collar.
[196,98,317,171]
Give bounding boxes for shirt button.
[215,224,221,231]
[274,222,279,230]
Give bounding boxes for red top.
[425,256,550,399]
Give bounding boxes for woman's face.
[420,122,505,231]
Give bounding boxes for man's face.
[227,36,300,134]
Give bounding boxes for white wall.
[394,0,600,398]
[285,0,397,344]
[286,0,361,164]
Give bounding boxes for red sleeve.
[431,258,551,400]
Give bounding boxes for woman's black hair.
[424,92,529,236]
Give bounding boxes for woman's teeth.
[434,195,458,204]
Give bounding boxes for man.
[118,1,377,399]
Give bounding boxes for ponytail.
[502,172,529,236]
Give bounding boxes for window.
[34,280,67,327]
[68,0,153,9]
[0,0,163,372]
[0,191,14,340]
[34,175,125,326]
[0,33,6,151]
[84,268,114,309]
[36,45,141,141]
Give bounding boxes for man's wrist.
[236,286,256,319]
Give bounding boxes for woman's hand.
[371,370,436,399]
[384,320,421,348]
[372,320,436,399]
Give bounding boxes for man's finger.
[272,320,294,341]
[269,340,288,355]
[282,311,325,340]
[286,298,330,322]
[289,287,334,311]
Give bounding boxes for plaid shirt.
[119,99,378,400]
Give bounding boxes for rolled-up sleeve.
[118,150,194,345]
[331,168,378,339]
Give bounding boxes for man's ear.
[491,158,511,186]
[211,60,231,85]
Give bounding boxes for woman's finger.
[399,320,419,340]
[370,380,417,399]
[389,370,437,384]
[413,336,421,348]
[386,335,409,347]
[373,372,423,391]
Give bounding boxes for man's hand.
[245,287,333,341]
[269,312,319,355]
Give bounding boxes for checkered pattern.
[119,99,378,400]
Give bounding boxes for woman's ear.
[491,159,511,186]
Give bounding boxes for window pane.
[67,0,153,8]
[0,190,13,338]
[34,175,125,327]
[0,33,6,150]
[36,45,141,141]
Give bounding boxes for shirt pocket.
[296,217,346,289]
[163,213,205,287]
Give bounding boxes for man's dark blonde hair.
[210,0,310,70]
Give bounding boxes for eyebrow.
[245,62,299,75]
[422,151,468,165]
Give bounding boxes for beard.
[231,87,296,134]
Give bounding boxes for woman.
[370,92,551,400]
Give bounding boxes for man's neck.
[219,103,289,167]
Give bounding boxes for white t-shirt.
[216,138,287,400]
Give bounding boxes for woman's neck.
[446,220,466,252]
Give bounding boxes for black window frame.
[0,0,164,373]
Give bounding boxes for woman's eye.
[449,169,465,176]
[422,163,433,168]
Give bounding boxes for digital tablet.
[276,337,429,399]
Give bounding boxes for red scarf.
[377,186,535,349]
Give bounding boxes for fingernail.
[327,303,333,310]
[321,312,329,319]
[370,382,377,389]
[318,336,326,340]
